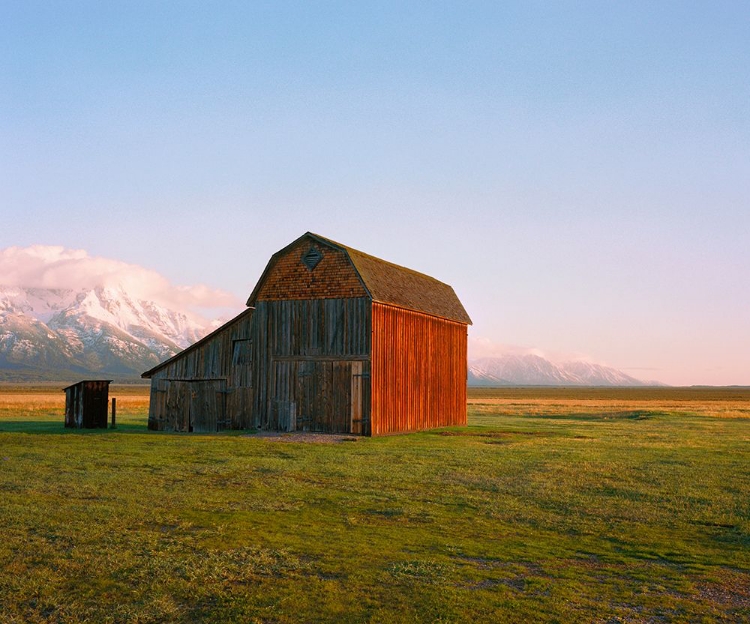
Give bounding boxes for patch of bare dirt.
[695,568,750,609]
[243,431,360,443]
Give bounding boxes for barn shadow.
[0,421,149,434]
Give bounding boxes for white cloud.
[0,245,244,315]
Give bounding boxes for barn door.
[271,361,296,432]
[296,360,367,434]
[189,380,227,433]
[350,361,370,435]
[165,381,191,431]
[296,361,324,432]
[270,359,369,434]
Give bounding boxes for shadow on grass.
[433,429,552,438]
[0,422,258,436]
[0,421,149,434]
[523,410,665,421]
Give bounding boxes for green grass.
[0,387,748,622]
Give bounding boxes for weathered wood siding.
[64,380,110,429]
[147,310,254,431]
[370,303,467,435]
[251,298,370,434]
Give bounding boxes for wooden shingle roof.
[247,233,472,325]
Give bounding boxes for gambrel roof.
[246,232,472,325]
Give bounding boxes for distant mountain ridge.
[1,284,660,386]
[469,354,659,387]
[0,285,215,381]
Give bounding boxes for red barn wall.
[370,302,468,435]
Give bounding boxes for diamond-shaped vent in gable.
[302,246,323,270]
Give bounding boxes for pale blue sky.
[1,1,749,385]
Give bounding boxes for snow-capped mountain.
[469,354,655,387]
[1,282,661,386]
[0,285,217,380]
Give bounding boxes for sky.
[1,1,749,386]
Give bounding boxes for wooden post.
[111,397,117,429]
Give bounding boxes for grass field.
[0,385,748,623]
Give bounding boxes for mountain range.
[0,284,658,386]
[0,285,216,382]
[468,355,656,386]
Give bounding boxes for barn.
[142,232,471,435]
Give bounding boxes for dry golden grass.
[0,384,151,417]
[468,386,750,419]
[2,384,748,418]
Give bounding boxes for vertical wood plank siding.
[251,298,370,433]
[252,298,370,359]
[370,302,467,435]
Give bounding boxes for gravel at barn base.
[242,431,360,443]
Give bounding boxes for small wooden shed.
[143,232,471,435]
[63,380,112,429]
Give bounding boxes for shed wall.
[370,302,467,435]
[64,381,109,429]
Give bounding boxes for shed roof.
[247,232,472,325]
[62,380,112,391]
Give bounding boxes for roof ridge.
[307,232,450,287]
